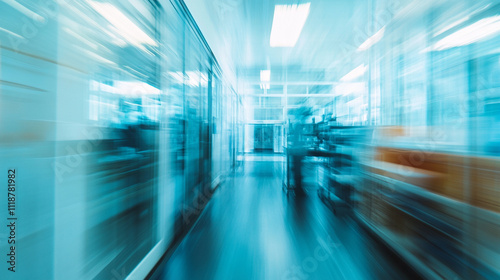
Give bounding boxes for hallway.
[153,157,416,280]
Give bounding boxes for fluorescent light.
[433,15,500,51]
[335,82,365,96]
[169,71,184,84]
[270,3,310,47]
[260,83,270,90]
[434,16,469,37]
[90,80,160,96]
[357,27,385,51]
[87,0,157,47]
[115,81,161,96]
[434,4,492,37]
[260,70,271,82]
[260,70,270,90]
[340,64,368,82]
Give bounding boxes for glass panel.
[184,25,202,206]
[287,85,308,94]
[164,1,185,222]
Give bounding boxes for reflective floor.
[154,157,419,280]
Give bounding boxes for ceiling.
[184,0,377,84]
[184,0,490,86]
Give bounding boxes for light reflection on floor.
[155,158,417,280]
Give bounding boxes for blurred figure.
[288,107,313,196]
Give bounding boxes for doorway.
[254,124,274,152]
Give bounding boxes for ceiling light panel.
[88,0,157,47]
[433,15,500,51]
[357,27,385,51]
[270,3,311,47]
[260,70,271,82]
